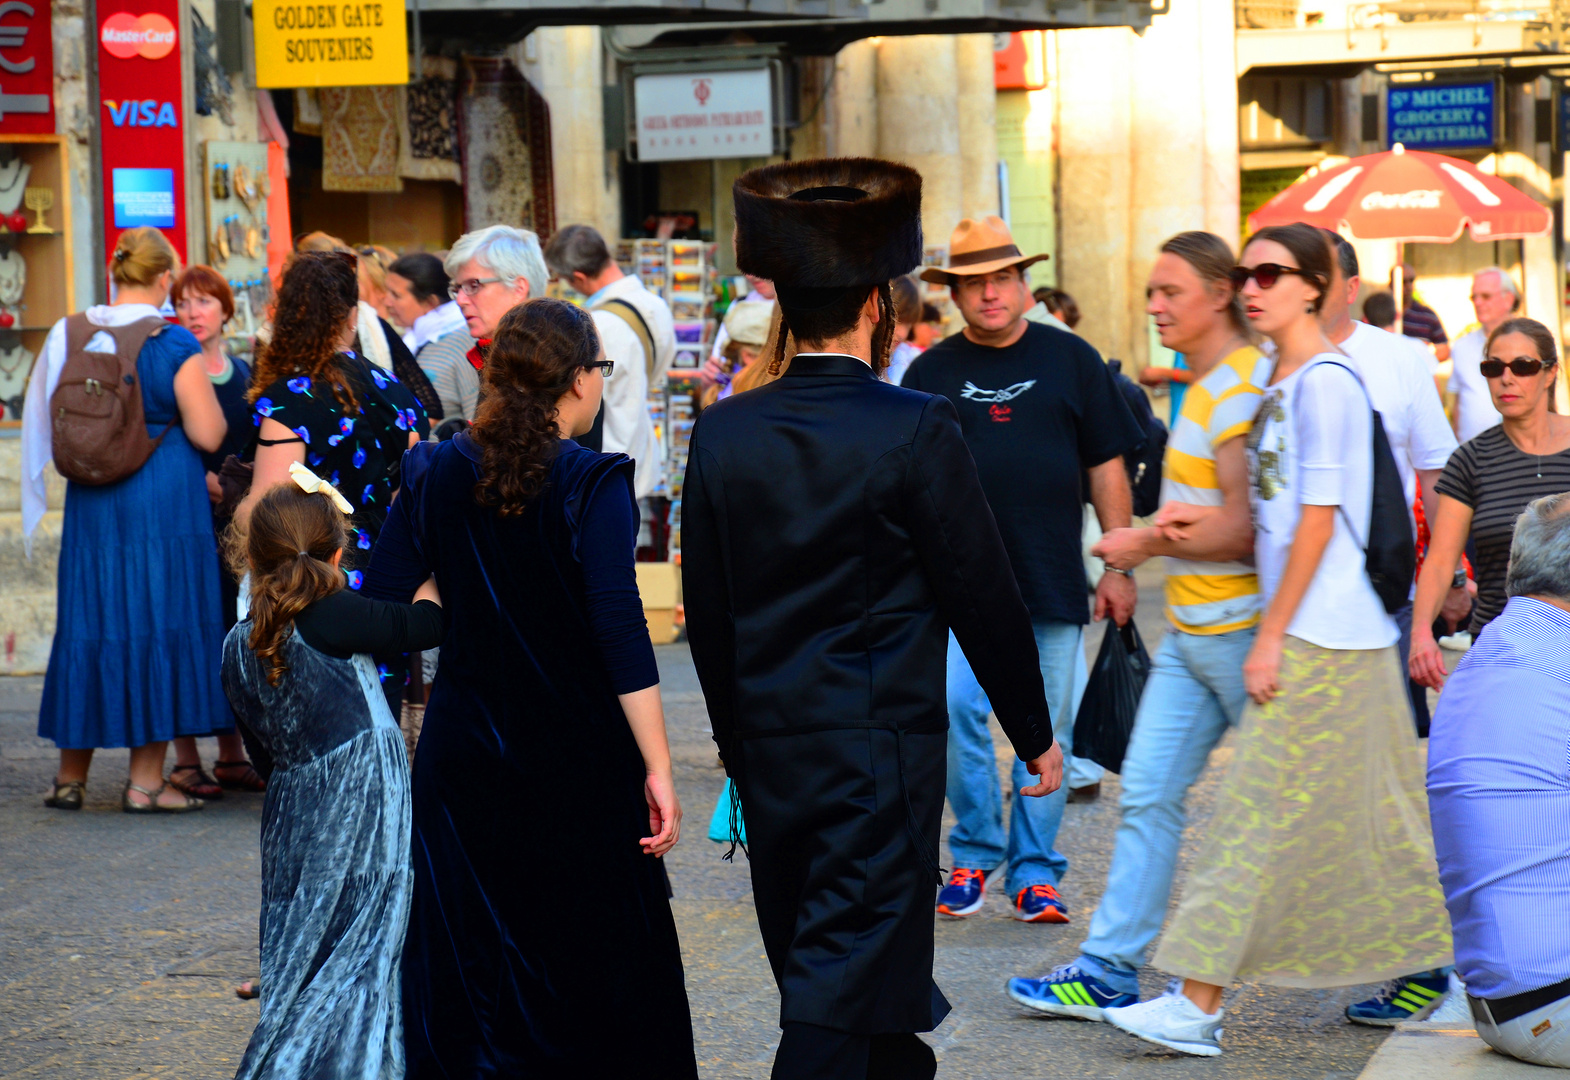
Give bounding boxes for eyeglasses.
[1480,356,1547,378]
[585,360,615,378]
[1229,263,1308,290]
[449,277,503,298]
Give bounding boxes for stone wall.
[0,439,63,675]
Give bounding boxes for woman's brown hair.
[1485,316,1559,371]
[111,226,180,289]
[234,482,348,686]
[471,298,602,516]
[171,264,236,321]
[250,251,359,412]
[732,305,794,396]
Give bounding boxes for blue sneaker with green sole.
[1006,963,1138,1021]
[1346,970,1451,1026]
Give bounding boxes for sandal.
[168,764,224,800]
[214,760,266,793]
[236,978,261,1000]
[44,780,85,811]
[122,781,204,814]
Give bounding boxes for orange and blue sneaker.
[936,867,988,917]
[1006,963,1138,1021]
[1014,883,1070,923]
[1345,969,1451,1026]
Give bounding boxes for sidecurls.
[471,299,602,517]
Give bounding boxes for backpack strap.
[1288,357,1377,550]
[593,298,657,382]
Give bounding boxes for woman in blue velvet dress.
[23,227,231,812]
[365,299,695,1078]
[223,474,443,1080]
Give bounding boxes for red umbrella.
[1247,144,1551,242]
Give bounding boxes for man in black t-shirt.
[905,216,1145,926]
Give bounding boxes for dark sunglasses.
[585,360,615,378]
[1480,356,1547,378]
[1229,263,1307,290]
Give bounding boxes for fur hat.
[733,159,923,290]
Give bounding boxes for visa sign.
[104,99,177,127]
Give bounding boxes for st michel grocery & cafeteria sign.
[252,0,407,87]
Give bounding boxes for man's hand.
[1152,501,1215,543]
[1092,526,1153,572]
[1440,579,1475,634]
[698,355,724,388]
[1020,741,1064,797]
[1094,570,1136,626]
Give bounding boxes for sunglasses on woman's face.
[1480,356,1546,378]
[1229,263,1306,290]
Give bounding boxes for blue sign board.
[1386,82,1495,150]
[111,167,175,228]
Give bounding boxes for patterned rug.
[459,56,554,236]
[400,56,461,183]
[320,86,403,193]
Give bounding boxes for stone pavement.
[0,571,1414,1079]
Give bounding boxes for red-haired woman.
[168,265,264,797]
[365,298,695,1077]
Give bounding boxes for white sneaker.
[1103,983,1225,1057]
[1429,972,1471,1023]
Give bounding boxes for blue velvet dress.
[222,590,444,1080]
[38,323,228,748]
[365,434,697,1079]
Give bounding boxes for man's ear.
[864,287,882,325]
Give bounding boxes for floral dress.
[253,352,429,589]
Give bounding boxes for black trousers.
[772,1023,937,1080]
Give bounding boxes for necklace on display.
[0,158,30,215]
[0,248,25,306]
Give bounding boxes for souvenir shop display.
[0,135,72,428]
[203,141,272,355]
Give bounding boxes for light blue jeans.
[1076,625,1256,994]
[945,622,1086,897]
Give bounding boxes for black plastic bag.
[1072,620,1150,775]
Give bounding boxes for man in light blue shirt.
[1429,491,1570,1069]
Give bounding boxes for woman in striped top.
[1410,317,1570,688]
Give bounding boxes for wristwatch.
[1451,568,1468,590]
[1107,566,1135,578]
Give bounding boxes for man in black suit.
[681,158,1062,1080]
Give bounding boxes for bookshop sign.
[1386,81,1495,151]
[634,67,773,163]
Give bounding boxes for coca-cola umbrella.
[1246,143,1551,327]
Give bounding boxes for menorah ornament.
[23,186,51,233]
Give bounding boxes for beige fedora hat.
[919,215,1048,284]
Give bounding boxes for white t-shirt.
[1449,326,1503,445]
[1249,355,1399,651]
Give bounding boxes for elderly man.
[1428,492,1570,1069]
[1449,267,1522,444]
[544,224,675,495]
[444,224,547,369]
[902,216,1143,925]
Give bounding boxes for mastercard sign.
[100,12,176,60]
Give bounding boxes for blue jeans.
[1076,626,1256,993]
[945,622,1086,896]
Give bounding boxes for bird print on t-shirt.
[960,379,1036,403]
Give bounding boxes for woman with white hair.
[445,225,547,368]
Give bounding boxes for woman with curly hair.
[364,298,696,1078]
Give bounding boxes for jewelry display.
[24,186,51,233]
[0,247,26,306]
[0,156,32,215]
[0,342,33,417]
[211,162,230,200]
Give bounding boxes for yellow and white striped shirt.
[1163,345,1273,635]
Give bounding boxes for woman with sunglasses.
[363,298,694,1078]
[1410,317,1570,689]
[1105,223,1451,1057]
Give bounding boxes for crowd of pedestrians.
[17,154,1570,1077]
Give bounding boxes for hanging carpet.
[321,86,403,193]
[400,56,462,183]
[459,56,554,236]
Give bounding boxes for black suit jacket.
[681,353,1054,765]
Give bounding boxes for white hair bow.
[289,460,353,515]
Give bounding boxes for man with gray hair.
[445,225,547,359]
[544,224,674,498]
[1427,491,1570,1068]
[1448,267,1523,444]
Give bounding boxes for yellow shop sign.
[252,0,407,87]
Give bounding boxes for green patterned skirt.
[1152,637,1452,988]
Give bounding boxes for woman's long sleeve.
[579,479,660,695]
[295,593,445,657]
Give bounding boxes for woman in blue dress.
[366,299,696,1078]
[223,473,443,1080]
[24,226,230,812]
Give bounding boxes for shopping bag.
[707,777,748,846]
[1071,619,1150,774]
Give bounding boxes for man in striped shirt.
[1428,493,1570,1068]
[1006,231,1271,1020]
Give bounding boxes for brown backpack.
[50,313,175,486]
